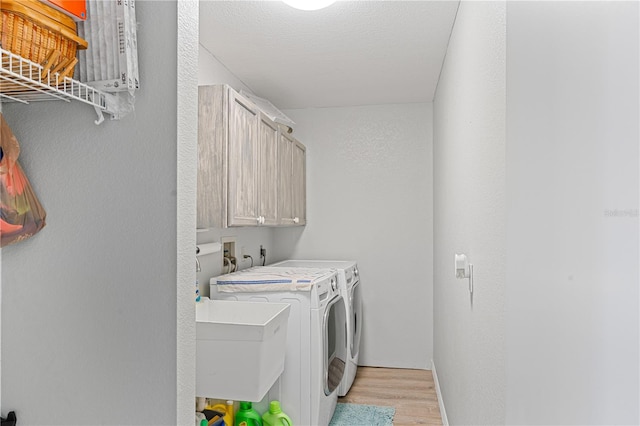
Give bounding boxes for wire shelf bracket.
[0,48,115,125]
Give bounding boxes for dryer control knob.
[354,267,359,277]
[331,278,337,291]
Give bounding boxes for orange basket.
[1,0,88,78]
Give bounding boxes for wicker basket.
[1,0,87,78]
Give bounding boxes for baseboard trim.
[431,359,449,426]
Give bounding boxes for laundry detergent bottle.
[210,400,234,426]
[261,401,292,426]
[234,401,262,426]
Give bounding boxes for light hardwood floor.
[338,366,443,425]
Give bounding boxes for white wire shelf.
[0,48,113,124]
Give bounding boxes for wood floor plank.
[338,366,442,426]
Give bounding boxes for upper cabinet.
[226,89,260,226]
[278,132,306,226]
[292,140,307,226]
[198,85,306,229]
[257,113,279,226]
[197,85,226,229]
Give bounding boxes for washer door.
[350,280,362,359]
[324,294,347,396]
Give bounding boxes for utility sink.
[196,298,290,402]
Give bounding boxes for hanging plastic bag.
[0,113,47,247]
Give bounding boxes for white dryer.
[270,260,362,397]
[210,267,347,426]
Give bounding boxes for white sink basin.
[196,298,290,402]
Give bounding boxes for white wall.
[1,2,183,424]
[177,1,199,424]
[0,101,3,410]
[199,44,252,93]
[434,2,639,425]
[433,1,506,424]
[196,227,275,298]
[505,2,639,424]
[274,104,433,369]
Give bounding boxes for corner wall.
[1,2,181,423]
[433,2,506,424]
[198,44,252,93]
[0,100,3,411]
[505,2,639,424]
[434,2,639,424]
[177,1,199,424]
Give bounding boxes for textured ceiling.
[199,1,459,110]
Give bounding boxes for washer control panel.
[314,271,339,305]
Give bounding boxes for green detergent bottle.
[234,401,262,426]
[261,401,292,426]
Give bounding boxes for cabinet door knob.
[256,217,262,224]
[293,217,299,224]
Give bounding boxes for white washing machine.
[270,260,362,397]
[210,267,347,426]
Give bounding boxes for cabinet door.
[227,91,260,226]
[197,85,225,229]
[258,115,279,226]
[278,132,294,224]
[292,140,306,225]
